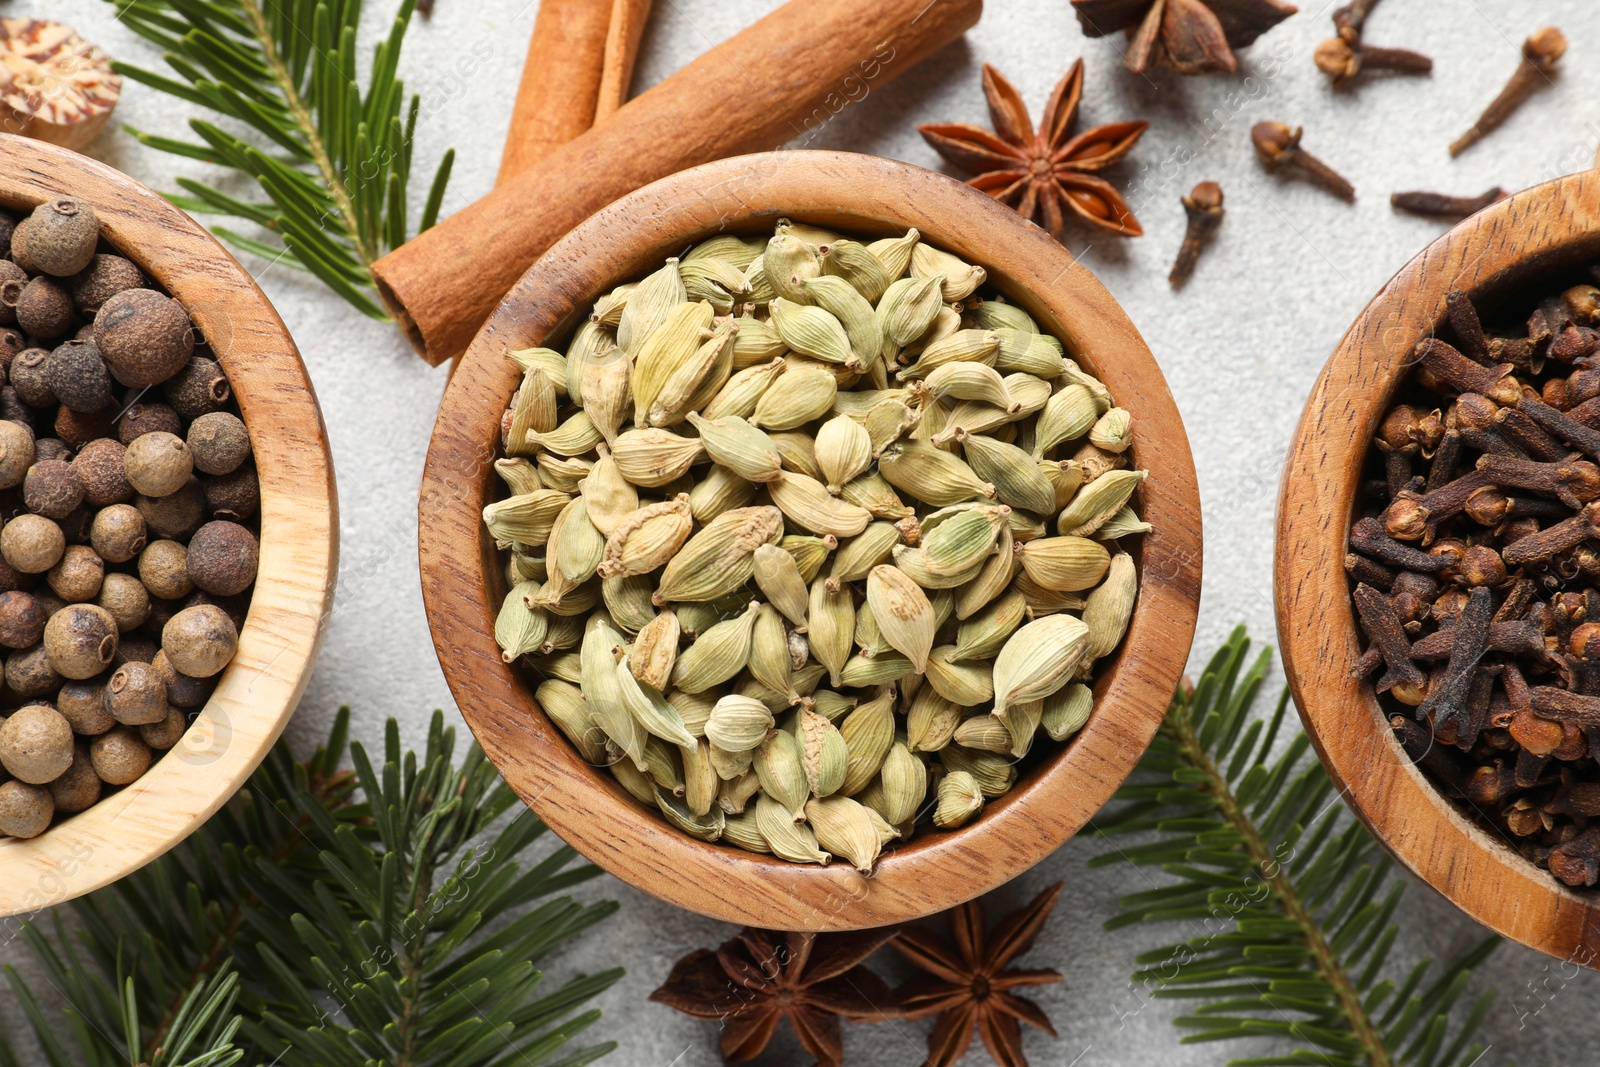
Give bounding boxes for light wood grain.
[1277,169,1600,965]
[418,152,1202,931]
[0,136,338,919]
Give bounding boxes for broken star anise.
[891,883,1065,1067]
[1071,0,1299,76]
[918,62,1147,239]
[649,927,900,1067]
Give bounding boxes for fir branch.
[0,709,622,1067]
[105,0,456,319]
[1094,627,1498,1067]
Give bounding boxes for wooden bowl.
[420,151,1201,931]
[0,136,337,917]
[1277,169,1600,963]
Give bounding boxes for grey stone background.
[4,0,1600,1063]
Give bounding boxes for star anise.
[919,62,1147,239]
[1071,0,1299,75]
[891,883,1064,1067]
[649,927,900,1067]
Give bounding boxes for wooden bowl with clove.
[1278,168,1600,963]
[0,137,337,917]
[419,151,1202,931]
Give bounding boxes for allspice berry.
[94,289,194,387]
[136,478,205,540]
[0,780,52,837]
[73,437,131,506]
[91,503,146,563]
[43,603,118,679]
[0,591,44,648]
[164,357,230,419]
[54,404,115,449]
[97,572,149,632]
[32,437,70,464]
[23,458,83,519]
[204,465,258,522]
[44,339,112,413]
[139,540,191,599]
[116,402,181,444]
[58,680,114,735]
[1,513,65,573]
[140,707,186,750]
[0,326,25,368]
[0,261,23,326]
[0,703,73,783]
[153,649,214,709]
[162,604,236,678]
[23,199,99,277]
[49,744,102,813]
[187,520,257,596]
[123,431,192,497]
[107,660,167,726]
[69,254,141,315]
[187,412,250,476]
[5,645,59,699]
[0,418,35,488]
[8,346,53,406]
[15,276,75,340]
[89,726,151,786]
[47,544,104,602]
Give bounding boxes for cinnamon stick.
[596,0,655,119]
[496,0,613,185]
[374,0,983,366]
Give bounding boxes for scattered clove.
[1314,37,1432,87]
[1390,188,1508,221]
[1450,27,1567,157]
[1168,181,1223,290]
[1251,122,1355,202]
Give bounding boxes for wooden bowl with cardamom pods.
[1278,169,1600,963]
[0,136,337,917]
[419,151,1201,930]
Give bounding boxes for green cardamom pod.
[627,610,681,691]
[631,300,715,425]
[648,316,738,426]
[494,580,549,662]
[656,788,724,841]
[582,617,647,770]
[685,234,764,269]
[923,646,994,706]
[808,575,855,688]
[865,565,935,673]
[680,739,718,816]
[993,328,1067,377]
[805,794,885,873]
[763,234,822,302]
[797,704,848,798]
[494,457,542,496]
[1095,506,1152,540]
[536,678,606,764]
[839,689,896,795]
[751,365,838,430]
[680,257,753,311]
[483,489,571,546]
[780,534,836,585]
[599,495,693,579]
[508,345,571,392]
[614,652,699,748]
[897,329,1001,381]
[768,471,873,538]
[655,505,784,603]
[749,604,798,704]
[814,414,874,494]
[933,770,984,828]
[754,728,810,815]
[867,228,920,279]
[602,573,657,634]
[686,411,784,483]
[687,463,758,522]
[543,496,605,605]
[704,693,775,751]
[839,471,914,521]
[722,810,771,853]
[829,522,901,585]
[965,298,1037,334]
[819,238,893,303]
[1082,551,1138,661]
[955,430,1057,516]
[1016,536,1111,592]
[992,614,1090,716]
[940,744,1017,798]
[669,601,760,693]
[906,686,961,753]
[799,274,884,367]
[953,714,1011,754]
[1057,468,1147,537]
[617,257,687,355]
[704,357,786,419]
[755,793,829,864]
[911,243,986,301]
[752,543,810,630]
[1031,383,1099,458]
[1042,683,1094,741]
[731,313,786,367]
[952,588,1028,663]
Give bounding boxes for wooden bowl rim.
[1276,168,1600,964]
[420,150,1202,930]
[0,135,338,917]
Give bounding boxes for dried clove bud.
[1314,36,1431,86]
[1451,27,1568,156]
[1168,181,1223,290]
[1250,122,1355,202]
[1391,188,1508,220]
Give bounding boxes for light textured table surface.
[5,0,1600,1063]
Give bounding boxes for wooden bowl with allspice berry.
[1278,168,1600,965]
[0,136,335,917]
[419,151,1201,930]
